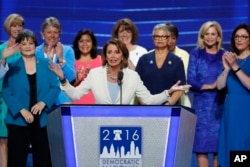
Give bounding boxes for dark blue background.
[0,0,249,52]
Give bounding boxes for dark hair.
[230,23,250,54]
[72,29,98,60]
[16,29,38,46]
[164,22,179,38]
[111,18,138,44]
[102,39,129,69]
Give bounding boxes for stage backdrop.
[0,0,249,52]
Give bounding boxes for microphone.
[117,70,123,105]
[117,70,124,86]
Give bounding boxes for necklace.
[106,66,118,81]
[107,74,118,80]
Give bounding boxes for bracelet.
[233,67,241,73]
[61,81,68,86]
[59,59,66,68]
[60,78,67,86]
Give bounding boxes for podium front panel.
[47,105,196,167]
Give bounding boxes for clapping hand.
[54,42,64,62]
[224,51,238,69]
[47,42,63,62]
[74,66,84,85]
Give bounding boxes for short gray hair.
[152,23,170,36]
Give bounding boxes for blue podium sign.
[47,105,196,167]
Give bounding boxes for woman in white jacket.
[49,39,191,105]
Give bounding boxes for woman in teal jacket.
[0,13,24,167]
[3,29,60,167]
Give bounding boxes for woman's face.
[153,29,169,49]
[19,38,36,57]
[167,34,177,52]
[234,28,250,52]
[203,26,220,48]
[106,44,123,68]
[42,25,60,47]
[118,26,132,46]
[10,23,23,39]
[78,34,93,55]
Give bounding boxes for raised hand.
[2,43,20,59]
[224,51,238,69]
[49,61,65,80]
[55,42,63,61]
[222,53,230,70]
[75,66,84,83]
[47,44,55,61]
[1,43,20,66]
[84,64,91,77]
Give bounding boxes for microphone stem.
[120,82,122,105]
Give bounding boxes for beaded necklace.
[107,74,118,80]
[106,66,118,81]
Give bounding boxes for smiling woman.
[2,29,60,167]
[112,18,147,70]
[35,16,76,105]
[0,13,24,167]
[71,29,102,104]
[187,21,225,167]
[49,38,191,105]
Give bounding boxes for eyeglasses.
[153,35,170,40]
[234,35,249,40]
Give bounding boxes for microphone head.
[117,70,124,85]
[118,70,124,81]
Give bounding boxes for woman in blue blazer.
[35,16,75,105]
[2,29,60,167]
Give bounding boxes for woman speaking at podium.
[50,39,191,105]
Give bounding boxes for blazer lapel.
[102,67,114,103]
[35,58,42,94]
[18,59,30,92]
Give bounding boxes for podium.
[47,105,196,167]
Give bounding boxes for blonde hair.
[197,21,223,50]
[41,16,61,34]
[4,13,25,35]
